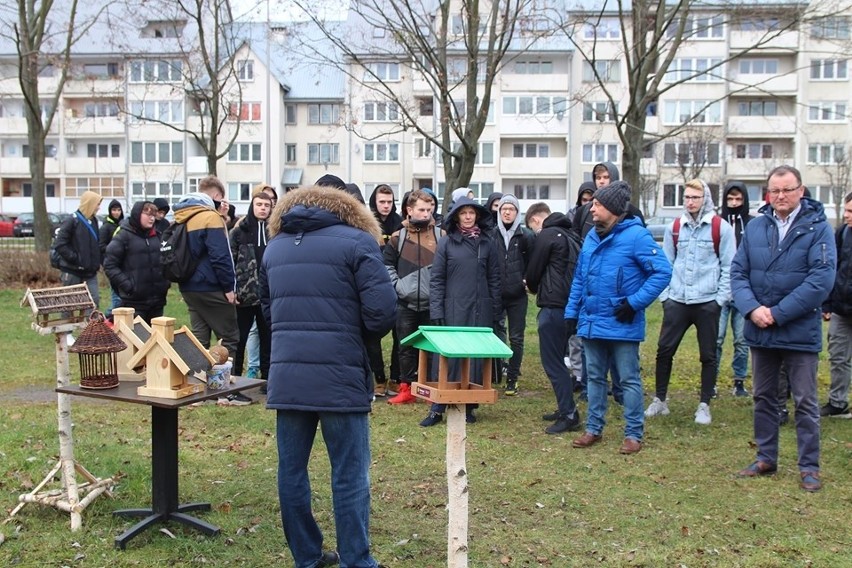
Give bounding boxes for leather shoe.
[317,550,339,567]
[619,438,642,454]
[572,432,602,448]
[800,471,822,492]
[736,460,777,477]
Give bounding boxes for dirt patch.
[2,384,109,404]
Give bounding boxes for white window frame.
[364,101,399,122]
[665,58,723,82]
[364,62,400,82]
[513,183,551,200]
[582,17,621,40]
[130,141,183,164]
[129,60,182,83]
[131,180,184,197]
[512,142,550,158]
[502,95,566,116]
[129,101,183,123]
[737,100,777,116]
[414,138,432,158]
[663,183,686,207]
[237,60,254,81]
[285,143,296,164]
[512,60,554,74]
[807,144,845,165]
[662,100,723,125]
[662,142,721,166]
[807,102,847,123]
[738,58,779,75]
[582,60,620,82]
[735,143,774,159]
[811,16,850,39]
[308,103,340,125]
[308,143,340,165]
[582,101,616,122]
[227,181,259,201]
[581,143,619,164]
[810,59,848,80]
[228,102,261,122]
[364,142,400,163]
[227,143,262,163]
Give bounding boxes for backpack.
[671,215,722,257]
[160,211,202,283]
[396,225,443,255]
[50,215,78,270]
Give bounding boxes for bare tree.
[557,1,812,208]
[819,143,852,225]
[293,0,548,212]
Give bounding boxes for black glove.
[565,318,578,337]
[430,318,445,326]
[614,299,637,323]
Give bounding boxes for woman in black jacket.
[104,201,170,323]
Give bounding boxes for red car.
[0,214,14,237]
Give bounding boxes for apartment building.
[0,1,850,220]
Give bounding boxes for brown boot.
[572,432,602,448]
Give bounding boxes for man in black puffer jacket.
[53,190,102,310]
[103,201,170,323]
[525,202,583,434]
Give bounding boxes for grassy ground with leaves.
[1,287,850,567]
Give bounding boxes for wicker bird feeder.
[69,311,127,389]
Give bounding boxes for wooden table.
[56,377,264,549]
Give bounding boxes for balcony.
[727,115,796,137]
[186,156,209,174]
[726,158,787,178]
[730,30,799,52]
[412,155,435,176]
[639,157,658,177]
[0,157,60,175]
[65,157,126,175]
[499,74,570,92]
[731,73,797,95]
[64,117,125,136]
[499,157,567,177]
[499,115,568,136]
[63,77,123,96]
[0,116,58,135]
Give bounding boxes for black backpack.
[160,211,202,283]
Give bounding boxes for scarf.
[459,226,481,239]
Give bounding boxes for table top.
[56,376,265,409]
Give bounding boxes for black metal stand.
[113,406,219,549]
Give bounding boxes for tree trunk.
[446,405,468,567]
[620,107,649,212]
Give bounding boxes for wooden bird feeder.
[111,307,152,382]
[21,283,94,329]
[400,326,512,568]
[127,317,215,399]
[69,311,127,390]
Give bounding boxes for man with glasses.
[731,165,836,492]
[646,179,736,426]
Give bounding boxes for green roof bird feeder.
[400,325,512,567]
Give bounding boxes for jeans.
[827,313,852,407]
[583,339,644,441]
[716,301,748,381]
[655,300,720,404]
[538,308,577,419]
[497,295,528,381]
[579,343,622,399]
[246,320,259,370]
[751,348,820,472]
[276,410,378,568]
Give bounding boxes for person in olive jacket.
[103,201,170,323]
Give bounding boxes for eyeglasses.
[767,186,801,196]
[683,195,703,201]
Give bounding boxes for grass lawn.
[1,287,850,567]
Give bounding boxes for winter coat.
[495,214,535,301]
[660,182,736,306]
[721,181,752,249]
[525,213,581,309]
[430,197,502,326]
[825,226,852,316]
[53,193,102,279]
[103,202,170,312]
[99,200,123,257]
[368,187,403,244]
[384,219,442,312]
[229,199,268,308]
[260,186,397,413]
[731,198,836,352]
[565,216,672,342]
[171,194,236,294]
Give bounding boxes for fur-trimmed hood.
[269,185,382,243]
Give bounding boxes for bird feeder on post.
[401,326,512,568]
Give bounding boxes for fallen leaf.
[500,555,511,565]
[535,502,545,509]
[159,527,176,539]
[218,502,232,513]
[681,526,690,537]
[74,553,85,561]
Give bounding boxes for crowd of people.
[49,163,850,566]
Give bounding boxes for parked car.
[13,212,62,237]
[0,214,15,237]
[645,216,677,242]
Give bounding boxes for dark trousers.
[122,304,164,325]
[538,308,577,420]
[234,305,270,380]
[182,291,239,357]
[655,300,720,404]
[497,295,528,381]
[365,326,399,383]
[397,305,431,383]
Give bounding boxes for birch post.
[446,404,468,568]
[56,331,82,530]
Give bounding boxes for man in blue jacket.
[260,182,397,568]
[565,181,672,455]
[732,165,836,492]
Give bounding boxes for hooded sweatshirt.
[572,162,645,239]
[230,195,270,307]
[53,190,102,278]
[99,198,124,256]
[485,192,504,227]
[567,181,596,225]
[368,186,403,244]
[720,181,752,248]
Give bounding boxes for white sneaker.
[645,397,670,417]
[695,402,712,425]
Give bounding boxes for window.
[662,100,722,125]
[807,144,845,164]
[810,59,848,80]
[68,177,125,197]
[512,60,554,74]
[364,142,400,163]
[21,182,56,197]
[228,102,262,122]
[513,183,550,200]
[435,182,495,205]
[583,102,616,122]
[582,60,620,82]
[308,103,340,124]
[237,60,254,81]
[662,142,720,165]
[738,58,779,74]
[582,17,621,39]
[737,100,777,116]
[285,104,297,124]
[227,182,257,201]
[735,18,781,32]
[129,59,182,82]
[582,143,619,163]
[671,15,725,39]
[418,97,434,116]
[131,181,184,197]
[414,138,432,158]
[364,62,400,82]
[811,17,850,39]
[364,101,399,122]
[808,102,847,122]
[227,143,262,162]
[86,144,120,158]
[82,62,119,79]
[285,143,296,164]
[83,102,119,117]
[663,183,686,207]
[502,95,566,116]
[665,58,723,82]
[735,143,774,159]
[308,143,339,165]
[130,141,183,164]
[478,142,494,165]
[129,101,183,123]
[512,143,550,158]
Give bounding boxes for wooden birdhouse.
[20,284,94,331]
[128,317,215,399]
[68,311,127,390]
[111,307,152,382]
[401,326,512,405]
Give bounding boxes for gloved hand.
[430,318,445,326]
[614,299,637,323]
[565,318,578,337]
